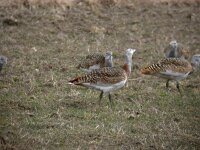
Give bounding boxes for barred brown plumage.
[140,58,193,92]
[164,40,190,60]
[70,67,127,85]
[77,51,113,72]
[69,48,136,107]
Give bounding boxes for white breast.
[156,70,190,81]
[89,64,100,70]
[80,64,100,73]
[82,79,127,93]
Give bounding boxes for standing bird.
[140,58,193,92]
[0,55,7,72]
[69,49,136,107]
[77,51,113,72]
[164,40,190,60]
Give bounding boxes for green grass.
[0,1,200,150]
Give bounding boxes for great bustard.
[164,40,190,60]
[140,58,193,92]
[77,51,113,72]
[191,54,200,70]
[69,49,136,107]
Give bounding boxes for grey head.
[104,51,113,67]
[124,48,136,76]
[169,40,178,49]
[0,55,7,72]
[167,40,178,58]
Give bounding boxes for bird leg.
[98,91,103,105]
[125,82,129,88]
[166,79,170,89]
[108,93,113,108]
[0,65,3,72]
[176,81,181,93]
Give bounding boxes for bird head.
[0,56,7,65]
[169,40,178,49]
[125,48,136,56]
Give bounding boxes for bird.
[164,40,190,60]
[140,58,193,92]
[69,48,136,107]
[77,51,113,72]
[0,55,7,72]
[191,54,200,70]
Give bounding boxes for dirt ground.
[0,0,200,149]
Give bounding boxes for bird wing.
[159,58,192,73]
[69,67,127,85]
[140,58,193,75]
[77,54,105,69]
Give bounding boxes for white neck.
[124,54,132,76]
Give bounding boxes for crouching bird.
[69,48,136,107]
[77,51,113,73]
[140,58,193,92]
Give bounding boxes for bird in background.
[140,58,193,92]
[69,48,136,107]
[164,40,190,60]
[191,54,200,70]
[0,55,7,72]
[77,51,113,73]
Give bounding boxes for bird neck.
[105,57,113,67]
[122,56,132,76]
[169,49,176,57]
[190,62,197,72]
[122,64,129,74]
[124,55,132,75]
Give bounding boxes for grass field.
[0,0,200,149]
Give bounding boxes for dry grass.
[0,0,200,150]
[0,0,200,7]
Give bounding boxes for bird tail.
[140,62,164,75]
[140,67,152,75]
[76,64,81,69]
[68,77,82,85]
